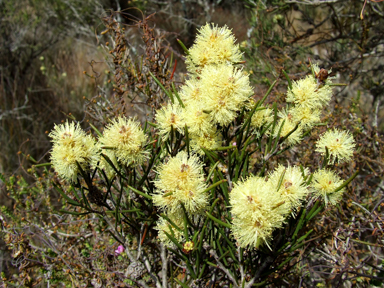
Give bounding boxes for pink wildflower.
[115,245,124,255]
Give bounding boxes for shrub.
[1,9,383,288]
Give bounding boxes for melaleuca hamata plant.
[45,23,358,287]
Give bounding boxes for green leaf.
[163,230,184,251]
[160,214,183,233]
[292,209,307,242]
[125,185,152,200]
[289,229,313,252]
[202,179,227,194]
[100,153,127,180]
[174,278,190,288]
[321,146,329,169]
[277,241,291,253]
[53,183,82,207]
[309,58,316,78]
[80,186,90,208]
[258,79,277,108]
[206,211,231,228]
[148,71,173,103]
[306,173,313,186]
[328,83,347,87]
[282,70,292,90]
[275,253,298,271]
[89,123,102,137]
[180,205,190,241]
[212,145,237,151]
[176,38,190,56]
[333,170,359,193]
[201,148,219,165]
[33,163,52,168]
[272,119,285,151]
[206,161,220,183]
[276,168,286,192]
[146,121,157,128]
[265,103,278,155]
[172,82,185,108]
[217,227,238,260]
[279,122,299,145]
[350,238,383,247]
[305,200,320,221]
[69,186,82,203]
[168,248,188,262]
[307,205,323,222]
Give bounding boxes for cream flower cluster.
[49,121,97,182]
[310,169,345,206]
[309,128,354,206]
[155,104,185,140]
[199,64,252,126]
[50,117,147,181]
[247,66,333,142]
[99,116,148,165]
[153,151,208,215]
[152,151,208,247]
[230,177,287,248]
[230,162,354,249]
[230,165,310,248]
[153,24,357,248]
[155,23,252,155]
[315,128,355,164]
[186,23,243,71]
[286,73,333,109]
[153,24,251,245]
[263,64,335,145]
[268,165,309,213]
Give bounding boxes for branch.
[160,244,168,288]
[245,256,275,288]
[137,280,151,288]
[209,249,239,288]
[140,250,163,288]
[238,247,245,285]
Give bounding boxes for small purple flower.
[233,142,237,146]
[115,245,124,255]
